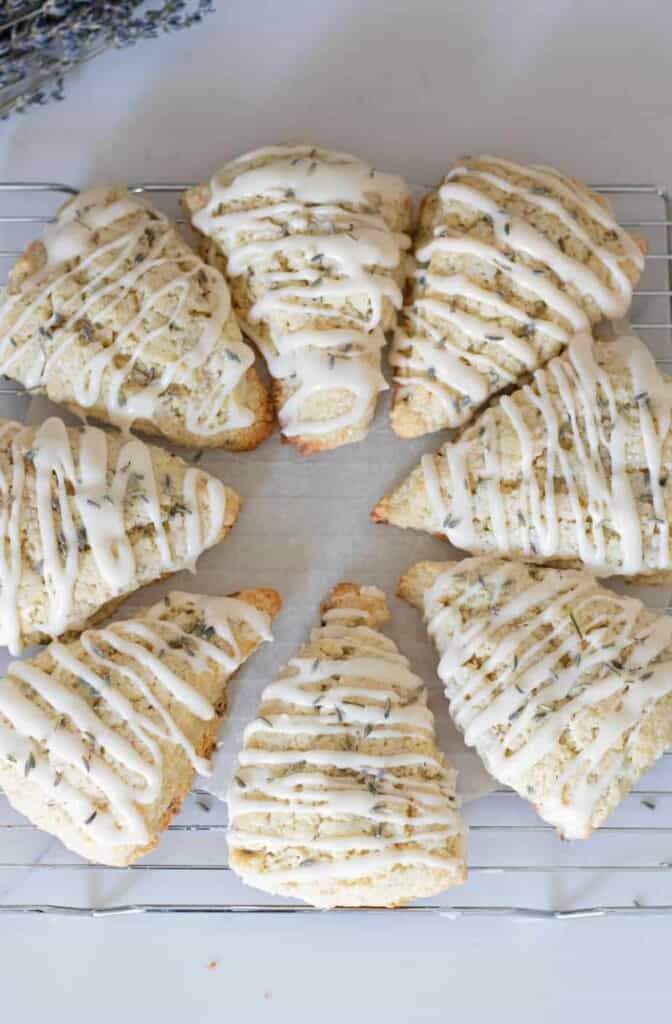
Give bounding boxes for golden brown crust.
[370,492,399,526]
[8,239,47,283]
[396,560,446,610]
[371,462,434,532]
[231,587,283,620]
[319,581,390,629]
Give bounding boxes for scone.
[183,145,413,453]
[0,185,273,450]
[389,155,646,438]
[227,582,466,907]
[375,332,672,580]
[0,588,280,865]
[399,556,672,839]
[0,415,241,654]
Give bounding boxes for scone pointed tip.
[231,587,282,619]
[397,561,455,610]
[180,184,208,221]
[284,433,324,457]
[369,495,391,524]
[370,462,438,534]
[8,239,47,288]
[320,581,389,629]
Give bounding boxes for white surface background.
[2,0,672,1018]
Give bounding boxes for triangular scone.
[399,556,672,839]
[0,416,241,654]
[0,185,273,450]
[183,145,413,454]
[389,155,645,438]
[0,588,280,865]
[376,333,672,581]
[227,582,466,908]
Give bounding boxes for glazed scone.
[0,185,273,450]
[389,155,646,438]
[0,588,280,866]
[227,582,466,908]
[399,556,672,839]
[183,145,413,453]
[0,416,241,654]
[375,332,672,580]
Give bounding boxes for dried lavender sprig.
[0,0,215,120]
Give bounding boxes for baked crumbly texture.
[227,581,466,908]
[0,184,273,450]
[183,145,413,454]
[399,556,672,839]
[389,155,646,438]
[0,588,280,866]
[0,416,241,654]
[375,333,672,580]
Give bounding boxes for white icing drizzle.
[422,332,672,576]
[391,156,643,426]
[0,592,272,849]
[228,598,464,890]
[423,558,672,838]
[0,417,228,654]
[191,146,411,439]
[0,185,255,438]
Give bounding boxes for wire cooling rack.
[0,181,671,919]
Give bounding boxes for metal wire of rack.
[0,180,671,919]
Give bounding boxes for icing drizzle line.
[0,417,228,654]
[191,146,411,440]
[391,156,644,426]
[423,558,672,838]
[0,185,255,438]
[228,593,464,889]
[422,332,672,576]
[0,592,273,849]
